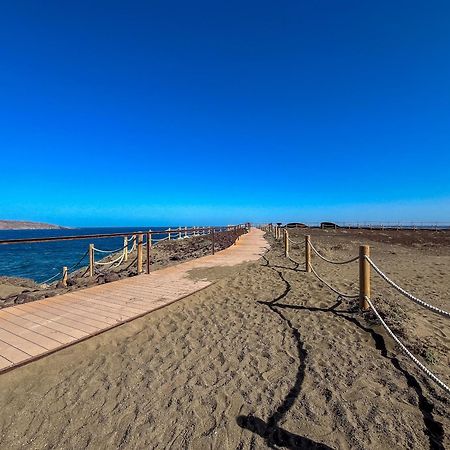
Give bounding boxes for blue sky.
[0,1,449,226]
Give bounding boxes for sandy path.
[0,231,448,449]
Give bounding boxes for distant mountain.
[0,220,68,230]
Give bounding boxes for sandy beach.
[0,228,448,449]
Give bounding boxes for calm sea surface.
[0,227,172,283]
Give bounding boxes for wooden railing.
[0,224,250,284]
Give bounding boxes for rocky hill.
[0,220,66,230]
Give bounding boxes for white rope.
[95,252,125,266]
[366,256,450,319]
[287,236,303,245]
[310,263,359,298]
[93,247,117,254]
[40,271,61,284]
[309,241,359,265]
[287,255,303,266]
[153,236,169,244]
[366,297,450,395]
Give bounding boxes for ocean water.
[0,227,173,283]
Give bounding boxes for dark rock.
[104,272,120,283]
[15,292,35,304]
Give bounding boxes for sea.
[0,227,173,283]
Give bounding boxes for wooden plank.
[23,301,116,328]
[0,340,31,364]
[69,292,148,314]
[0,311,73,344]
[63,287,151,307]
[0,328,46,357]
[0,354,12,370]
[0,319,62,350]
[41,295,129,323]
[12,304,96,335]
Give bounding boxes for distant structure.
[286,222,308,228]
[320,222,338,229]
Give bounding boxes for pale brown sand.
[0,229,448,449]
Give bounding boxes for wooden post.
[305,235,311,273]
[359,245,370,310]
[284,230,289,257]
[146,231,151,274]
[62,266,68,287]
[168,227,171,240]
[185,226,188,238]
[211,228,215,255]
[123,236,128,262]
[178,227,181,240]
[89,243,94,277]
[137,234,143,274]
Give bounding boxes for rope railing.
[309,264,359,298]
[94,252,125,266]
[366,256,450,319]
[309,240,359,265]
[40,271,63,285]
[92,236,136,254]
[40,248,91,284]
[5,224,250,286]
[271,225,450,395]
[66,249,90,274]
[366,297,450,395]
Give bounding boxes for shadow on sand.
[237,252,444,450]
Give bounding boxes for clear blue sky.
[1,1,449,226]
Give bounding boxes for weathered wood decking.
[0,228,268,373]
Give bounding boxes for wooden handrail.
[0,225,246,245]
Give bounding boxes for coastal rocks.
[14,292,36,304]
[0,230,246,308]
[97,272,121,284]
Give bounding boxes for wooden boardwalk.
[0,228,268,373]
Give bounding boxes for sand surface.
[0,229,448,449]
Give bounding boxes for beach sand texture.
[0,228,448,449]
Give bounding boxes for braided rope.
[309,241,359,265]
[287,236,303,245]
[310,263,359,298]
[287,255,303,266]
[95,252,125,266]
[40,271,62,285]
[41,249,90,284]
[366,256,450,319]
[366,297,450,395]
[67,249,90,273]
[153,236,169,245]
[93,247,121,254]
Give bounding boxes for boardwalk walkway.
[0,228,268,373]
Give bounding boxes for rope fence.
[366,297,450,395]
[12,224,250,287]
[365,256,450,319]
[262,224,450,395]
